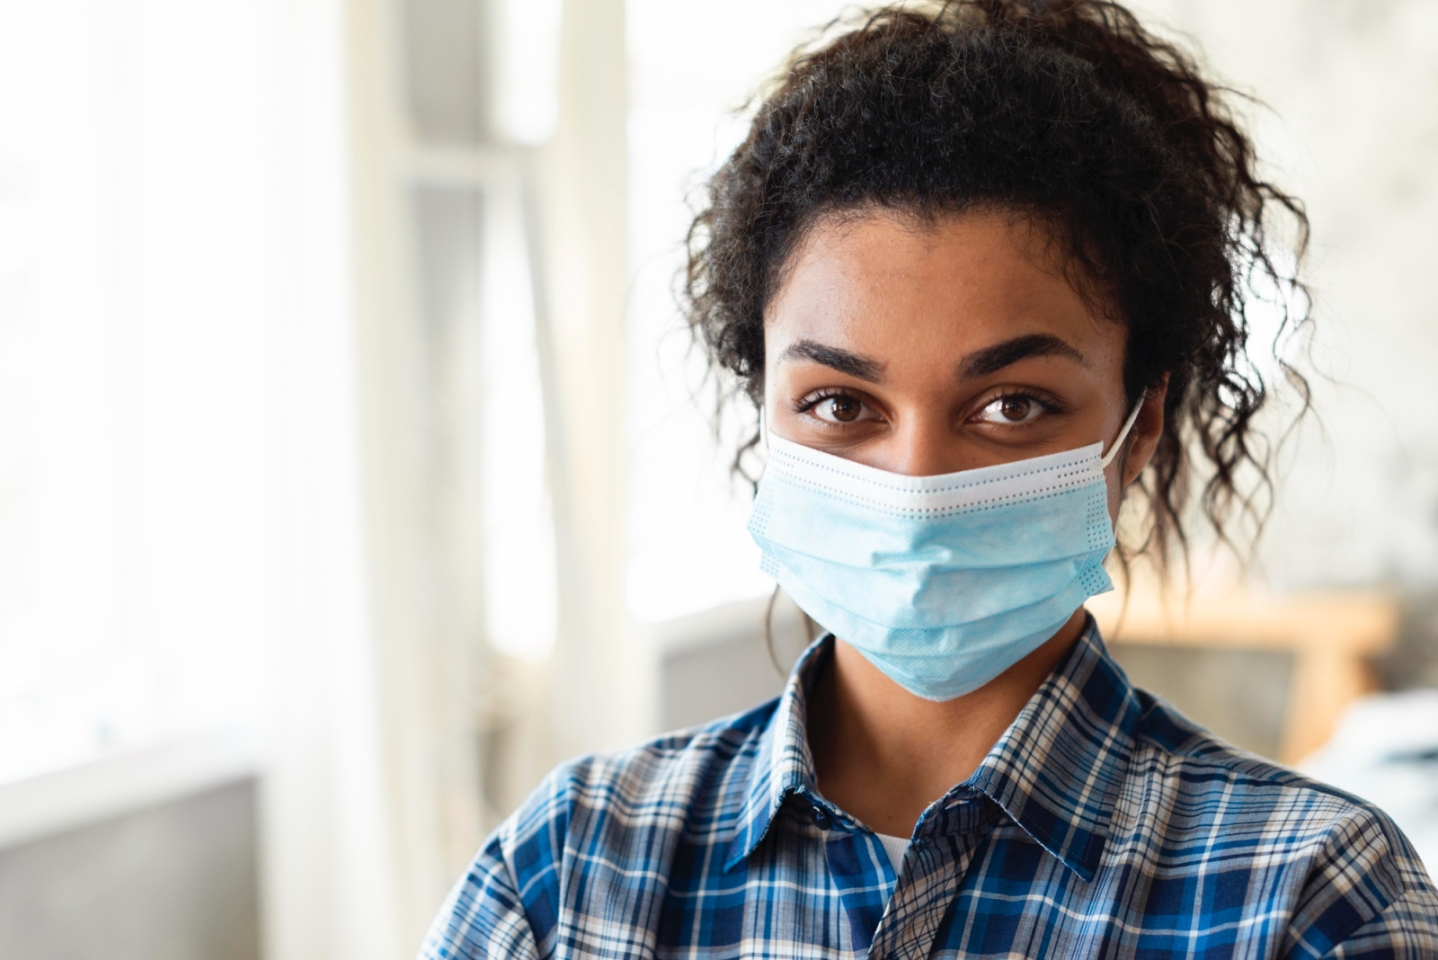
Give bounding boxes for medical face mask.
[747,403,1142,701]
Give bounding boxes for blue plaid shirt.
[422,620,1438,958]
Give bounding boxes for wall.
[0,781,258,960]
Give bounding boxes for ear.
[1122,375,1168,486]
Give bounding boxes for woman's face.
[763,209,1163,513]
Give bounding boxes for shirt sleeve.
[1284,803,1438,959]
[418,835,540,960]
[1319,889,1438,959]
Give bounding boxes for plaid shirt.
[422,620,1438,958]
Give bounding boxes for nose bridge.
[887,412,960,477]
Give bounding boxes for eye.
[973,393,1049,425]
[799,390,877,425]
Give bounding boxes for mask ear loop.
[1100,392,1146,470]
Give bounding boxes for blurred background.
[1,0,1436,957]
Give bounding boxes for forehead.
[764,208,1121,366]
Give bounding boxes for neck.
[806,607,1088,837]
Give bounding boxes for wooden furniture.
[1087,589,1399,765]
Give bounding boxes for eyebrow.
[776,332,1084,385]
[776,339,885,383]
[958,333,1086,380]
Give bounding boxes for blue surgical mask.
[748,403,1142,701]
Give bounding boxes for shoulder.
[1127,688,1402,829]
[423,701,781,957]
[512,698,776,839]
[1119,690,1437,949]
[500,698,779,889]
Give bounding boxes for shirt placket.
[862,793,996,960]
[812,801,895,955]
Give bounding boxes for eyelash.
[793,387,862,415]
[795,388,1061,412]
[790,387,1066,434]
[978,389,1064,418]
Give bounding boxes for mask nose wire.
[1100,392,1147,470]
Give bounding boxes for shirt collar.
[724,616,1142,880]
[724,638,830,870]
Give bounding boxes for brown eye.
[974,393,1049,426]
[804,391,874,425]
[999,396,1032,422]
[828,396,862,422]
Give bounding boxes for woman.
[423,2,1438,956]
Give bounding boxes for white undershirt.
[876,832,909,872]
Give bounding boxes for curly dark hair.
[684,0,1311,571]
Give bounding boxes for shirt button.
[810,805,830,828]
